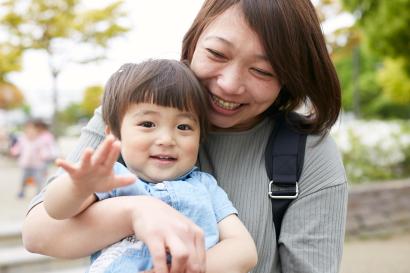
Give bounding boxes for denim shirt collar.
[139,166,198,184]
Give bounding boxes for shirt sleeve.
[27,106,106,213]
[197,171,238,223]
[279,134,348,273]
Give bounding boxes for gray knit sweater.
[30,106,348,273]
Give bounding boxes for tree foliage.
[0,43,23,82]
[81,85,103,118]
[0,82,25,110]
[378,58,410,105]
[0,0,130,129]
[58,85,103,126]
[342,0,410,69]
[334,0,410,119]
[335,44,382,115]
[58,102,86,125]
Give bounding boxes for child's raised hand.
[56,135,136,195]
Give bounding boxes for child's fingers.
[93,135,116,165]
[104,140,121,167]
[114,175,136,188]
[79,148,94,169]
[56,158,77,174]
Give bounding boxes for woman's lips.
[210,94,242,111]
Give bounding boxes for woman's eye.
[139,121,155,128]
[252,68,274,78]
[206,48,226,59]
[177,124,192,131]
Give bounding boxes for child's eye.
[139,121,155,128]
[177,124,192,131]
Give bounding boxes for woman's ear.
[104,126,111,136]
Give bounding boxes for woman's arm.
[279,135,348,273]
[23,198,133,258]
[23,195,206,273]
[140,215,257,273]
[206,215,257,273]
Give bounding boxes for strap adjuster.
[268,180,299,199]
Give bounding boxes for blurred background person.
[10,119,49,198]
[33,119,59,183]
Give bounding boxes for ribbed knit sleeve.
[64,106,106,163]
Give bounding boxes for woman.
[22,1,347,273]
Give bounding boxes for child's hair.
[102,59,209,139]
[32,119,49,131]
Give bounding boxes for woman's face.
[190,5,281,131]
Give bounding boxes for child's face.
[119,103,201,183]
[24,123,39,139]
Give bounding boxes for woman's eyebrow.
[204,36,269,61]
[204,36,233,46]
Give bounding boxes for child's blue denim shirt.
[88,162,237,273]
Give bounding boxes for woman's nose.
[216,65,245,95]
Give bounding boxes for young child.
[11,120,48,197]
[43,59,257,273]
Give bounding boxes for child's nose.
[155,131,176,146]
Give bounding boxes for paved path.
[1,137,409,273]
[341,233,410,273]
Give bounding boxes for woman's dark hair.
[182,0,341,135]
[102,59,209,139]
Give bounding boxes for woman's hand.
[128,196,206,273]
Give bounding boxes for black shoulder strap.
[265,113,307,242]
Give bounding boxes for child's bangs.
[129,78,198,116]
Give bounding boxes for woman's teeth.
[211,95,241,110]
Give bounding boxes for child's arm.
[44,135,135,220]
[206,214,257,273]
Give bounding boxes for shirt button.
[155,183,165,190]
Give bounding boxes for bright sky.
[7,0,353,118]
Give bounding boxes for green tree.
[340,0,410,118]
[0,35,25,110]
[342,0,410,69]
[335,44,383,117]
[378,58,410,105]
[81,85,103,118]
[1,0,130,131]
[0,43,23,82]
[314,1,367,117]
[58,102,86,125]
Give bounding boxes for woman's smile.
[210,93,242,112]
